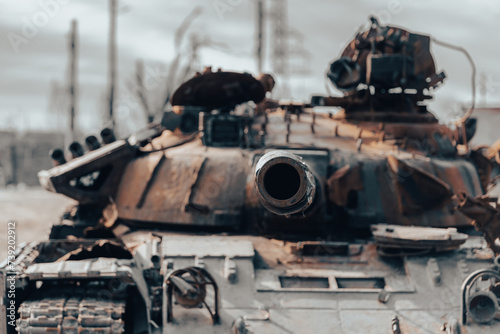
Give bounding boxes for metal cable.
[431,37,476,124]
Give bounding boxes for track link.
[17,287,126,333]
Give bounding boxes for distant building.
[0,130,16,186]
[0,130,64,187]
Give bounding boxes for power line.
[108,0,117,128]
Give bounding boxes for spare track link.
[17,288,126,333]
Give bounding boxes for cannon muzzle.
[85,135,101,151]
[69,141,84,158]
[49,148,66,166]
[100,127,116,144]
[254,150,316,215]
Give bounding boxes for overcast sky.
[1,0,499,135]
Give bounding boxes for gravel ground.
[0,187,76,260]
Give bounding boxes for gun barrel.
[254,150,316,215]
[49,148,66,166]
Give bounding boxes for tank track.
[17,287,126,333]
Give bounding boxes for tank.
[2,18,500,333]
